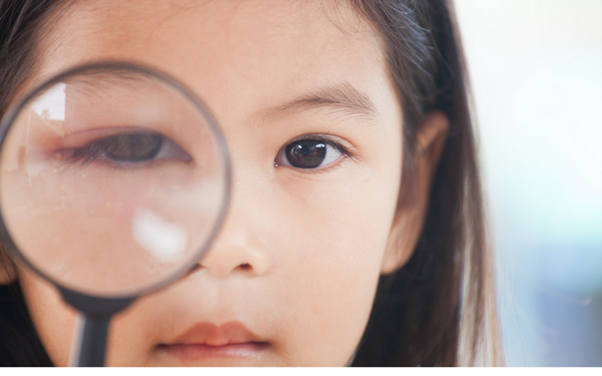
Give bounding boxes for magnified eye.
[275,137,344,169]
[64,132,191,166]
[96,133,162,162]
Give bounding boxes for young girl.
[0,0,501,366]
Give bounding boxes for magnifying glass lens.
[0,67,228,297]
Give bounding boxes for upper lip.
[163,321,264,347]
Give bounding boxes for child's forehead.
[34,0,392,127]
[37,0,382,75]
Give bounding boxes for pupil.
[285,140,327,168]
[98,133,163,162]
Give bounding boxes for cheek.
[18,267,77,367]
[267,161,401,364]
[276,170,394,275]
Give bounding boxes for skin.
[0,0,448,366]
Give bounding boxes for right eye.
[274,137,346,170]
[63,132,191,166]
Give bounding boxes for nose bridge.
[199,161,271,278]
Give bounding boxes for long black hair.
[0,0,501,366]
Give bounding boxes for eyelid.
[57,127,158,150]
[285,134,353,156]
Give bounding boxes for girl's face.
[11,0,410,366]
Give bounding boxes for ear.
[381,111,449,274]
[0,246,17,284]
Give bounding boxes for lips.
[157,321,270,361]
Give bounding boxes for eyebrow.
[263,83,380,121]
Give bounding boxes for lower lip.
[157,342,270,361]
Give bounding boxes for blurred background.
[455,0,602,366]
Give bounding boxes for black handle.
[74,313,110,366]
[59,287,136,367]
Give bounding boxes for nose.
[199,210,271,278]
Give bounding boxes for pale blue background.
[455,0,602,366]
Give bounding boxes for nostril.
[238,263,252,271]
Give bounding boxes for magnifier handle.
[60,288,135,367]
[74,313,110,367]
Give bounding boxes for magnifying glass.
[0,62,231,366]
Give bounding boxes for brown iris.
[285,140,327,168]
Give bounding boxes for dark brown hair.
[0,0,500,366]
[350,0,500,366]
